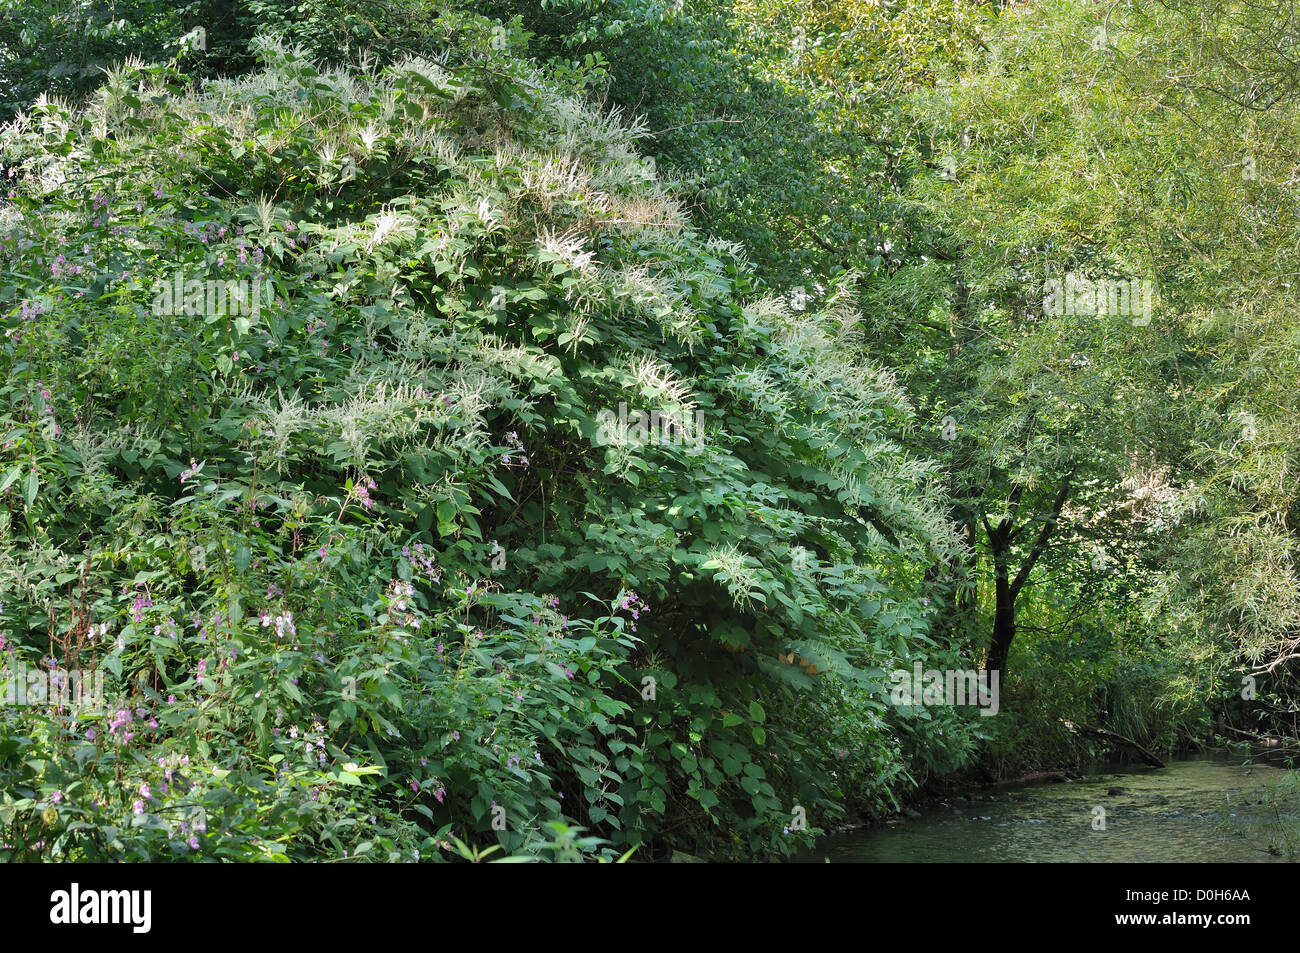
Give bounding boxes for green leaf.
[0,466,22,495]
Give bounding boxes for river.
[804,756,1300,862]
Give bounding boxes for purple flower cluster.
[387,580,414,613]
[105,705,158,745]
[301,719,328,766]
[351,477,377,510]
[618,590,649,633]
[418,779,446,803]
[501,430,529,467]
[405,543,441,584]
[259,609,296,641]
[49,253,84,278]
[132,592,153,623]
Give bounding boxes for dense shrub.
[0,12,962,860]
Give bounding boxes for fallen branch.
[1060,719,1165,767]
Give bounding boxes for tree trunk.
[981,472,1073,680]
[987,536,1015,677]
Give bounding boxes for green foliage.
[0,10,960,860]
[7,0,1300,864]
[0,0,200,121]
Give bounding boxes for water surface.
[807,757,1299,862]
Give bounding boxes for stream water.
[805,756,1300,862]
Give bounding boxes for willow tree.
[903,0,1300,705]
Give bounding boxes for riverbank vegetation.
[1,0,1298,861]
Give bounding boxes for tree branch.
[782,214,842,255]
[1010,472,1074,599]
